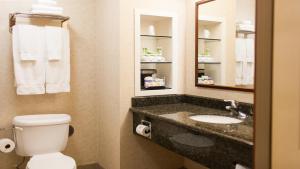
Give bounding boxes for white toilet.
[13,114,76,169]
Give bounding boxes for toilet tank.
[13,114,71,156]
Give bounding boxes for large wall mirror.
[195,0,256,92]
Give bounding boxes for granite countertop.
[130,103,253,146]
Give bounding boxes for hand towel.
[46,28,70,94]
[45,26,63,60]
[14,24,43,61]
[12,25,46,95]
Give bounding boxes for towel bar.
[9,12,70,33]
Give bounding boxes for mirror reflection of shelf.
[198,37,221,42]
[141,61,172,64]
[140,35,172,39]
[236,60,254,63]
[198,61,221,64]
[141,86,172,91]
[236,30,255,35]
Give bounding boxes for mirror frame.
[195,0,255,92]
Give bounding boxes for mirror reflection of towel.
[246,38,255,60]
[235,38,246,61]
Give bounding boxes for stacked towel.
[12,24,46,95]
[12,25,70,95]
[31,0,64,15]
[37,0,57,5]
[236,24,255,32]
[236,20,255,32]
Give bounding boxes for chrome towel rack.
[9,12,70,33]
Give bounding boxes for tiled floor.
[78,163,104,169]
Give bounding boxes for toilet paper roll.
[136,125,151,137]
[0,138,15,153]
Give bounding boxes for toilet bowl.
[26,152,76,169]
[13,114,76,169]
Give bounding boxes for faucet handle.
[224,100,238,108]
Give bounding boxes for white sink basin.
[189,115,242,124]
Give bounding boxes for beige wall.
[272,0,300,168]
[185,0,254,103]
[0,0,98,168]
[119,0,186,169]
[95,0,121,169]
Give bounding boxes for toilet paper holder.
[141,120,151,139]
[141,120,151,128]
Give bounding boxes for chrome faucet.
[224,100,247,120]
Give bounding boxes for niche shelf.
[135,9,179,96]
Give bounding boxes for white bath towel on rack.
[14,24,43,61]
[37,0,57,6]
[46,28,70,94]
[12,25,46,95]
[31,4,63,15]
[45,26,63,60]
[32,4,63,12]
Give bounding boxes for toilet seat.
[26,152,76,169]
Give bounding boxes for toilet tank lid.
[13,114,71,127]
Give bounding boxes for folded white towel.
[13,24,44,61]
[31,9,63,15]
[37,0,57,6]
[46,28,70,94]
[236,24,255,32]
[45,26,63,60]
[32,4,63,12]
[12,25,46,95]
